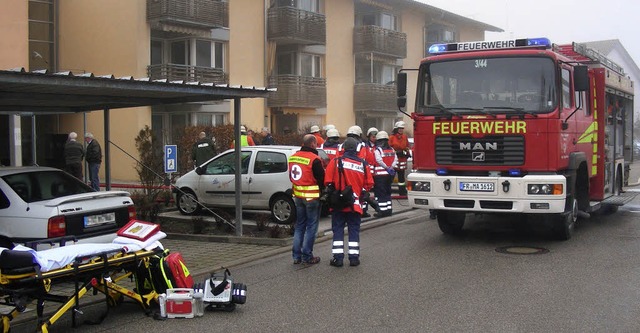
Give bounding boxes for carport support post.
[104,107,111,191]
[234,98,242,236]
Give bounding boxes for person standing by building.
[373,131,397,217]
[325,137,374,267]
[192,131,217,167]
[338,125,373,217]
[389,121,410,196]
[309,125,325,146]
[260,127,275,145]
[231,125,256,148]
[84,132,102,191]
[289,134,325,266]
[64,132,84,180]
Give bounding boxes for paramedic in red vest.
[338,125,373,217]
[373,131,397,217]
[309,125,325,146]
[231,125,255,148]
[389,121,410,196]
[320,128,341,161]
[288,134,325,265]
[325,137,374,267]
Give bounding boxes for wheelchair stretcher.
[0,238,164,333]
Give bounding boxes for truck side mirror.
[397,72,407,109]
[574,65,588,92]
[397,72,407,97]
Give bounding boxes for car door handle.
[248,177,252,183]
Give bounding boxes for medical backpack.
[137,250,194,294]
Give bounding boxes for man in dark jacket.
[260,127,275,145]
[84,132,102,191]
[192,131,217,167]
[64,132,84,180]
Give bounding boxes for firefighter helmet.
[347,125,363,136]
[376,131,389,140]
[326,128,340,138]
[240,125,247,133]
[324,124,336,131]
[367,127,379,137]
[310,125,320,133]
[394,121,405,129]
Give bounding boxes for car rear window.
[254,151,288,174]
[2,170,94,203]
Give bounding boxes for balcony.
[267,7,326,45]
[353,25,407,59]
[147,0,228,33]
[148,64,227,84]
[268,75,326,109]
[354,83,397,113]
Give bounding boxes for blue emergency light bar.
[428,37,551,54]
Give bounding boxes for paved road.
[15,192,640,333]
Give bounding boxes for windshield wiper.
[422,104,458,117]
[482,106,538,117]
[450,107,497,118]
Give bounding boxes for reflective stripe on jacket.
[288,151,322,200]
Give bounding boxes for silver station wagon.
[174,145,328,224]
[0,166,136,249]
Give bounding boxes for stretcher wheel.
[107,293,124,307]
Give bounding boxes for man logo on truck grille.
[472,152,485,161]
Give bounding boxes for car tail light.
[48,216,66,238]
[128,205,137,220]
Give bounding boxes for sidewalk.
[160,198,418,277]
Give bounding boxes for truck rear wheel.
[437,211,466,235]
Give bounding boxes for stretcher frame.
[0,246,162,333]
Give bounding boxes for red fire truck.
[396,37,635,240]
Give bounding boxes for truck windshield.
[417,57,557,116]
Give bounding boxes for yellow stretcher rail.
[0,247,162,333]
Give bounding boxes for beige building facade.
[0,0,500,182]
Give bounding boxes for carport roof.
[0,68,274,114]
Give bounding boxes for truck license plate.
[460,182,495,192]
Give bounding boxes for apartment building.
[0,0,500,182]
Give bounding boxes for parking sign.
[165,145,177,173]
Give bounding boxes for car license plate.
[460,182,495,192]
[84,212,116,227]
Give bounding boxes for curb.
[190,208,420,278]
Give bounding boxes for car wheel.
[437,211,466,235]
[177,190,201,215]
[271,194,296,224]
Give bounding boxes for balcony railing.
[267,7,326,45]
[147,0,228,30]
[148,64,227,84]
[354,25,407,59]
[268,75,326,109]
[354,83,397,112]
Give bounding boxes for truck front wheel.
[551,197,577,240]
[437,211,466,235]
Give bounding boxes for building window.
[274,0,320,13]
[355,60,398,85]
[425,24,457,56]
[151,39,163,65]
[276,52,322,77]
[171,40,189,65]
[196,40,224,68]
[358,12,399,31]
[29,0,55,71]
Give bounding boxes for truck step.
[600,191,638,206]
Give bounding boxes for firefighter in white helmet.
[231,125,255,148]
[320,128,341,161]
[389,121,410,196]
[309,125,325,146]
[338,125,374,217]
[373,131,397,217]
